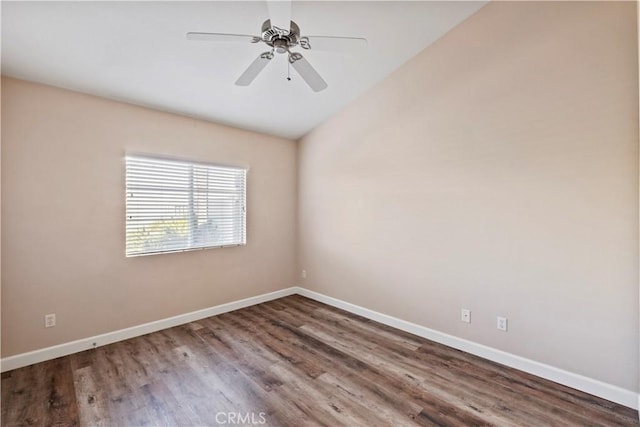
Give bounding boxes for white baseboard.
[0,287,298,373]
[294,287,639,411]
[2,285,637,411]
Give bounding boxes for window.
[125,155,246,257]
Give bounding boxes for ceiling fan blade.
[187,32,260,44]
[302,36,368,53]
[289,53,327,92]
[235,52,274,86]
[266,0,292,31]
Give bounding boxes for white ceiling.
[2,1,486,140]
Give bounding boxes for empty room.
[1,1,639,425]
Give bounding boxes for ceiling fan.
[186,0,367,92]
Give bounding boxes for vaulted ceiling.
[2,1,486,139]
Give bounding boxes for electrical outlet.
[301,270,307,279]
[461,309,471,323]
[497,316,508,332]
[45,313,56,328]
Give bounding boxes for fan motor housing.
[261,19,300,52]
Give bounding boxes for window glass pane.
[126,155,246,257]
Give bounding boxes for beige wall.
[299,1,639,391]
[1,77,297,357]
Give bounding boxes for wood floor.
[2,295,638,426]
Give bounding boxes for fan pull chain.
[287,59,291,81]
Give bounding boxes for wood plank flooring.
[2,295,638,426]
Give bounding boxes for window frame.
[125,154,247,257]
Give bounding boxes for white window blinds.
[125,155,246,257]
